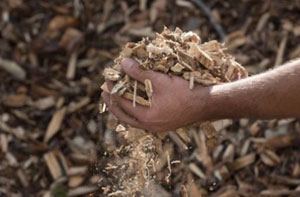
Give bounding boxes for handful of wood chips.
[101,27,247,132]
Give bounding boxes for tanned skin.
[102,58,300,132]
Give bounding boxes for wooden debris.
[44,152,63,180]
[229,153,256,171]
[0,57,26,80]
[44,107,67,143]
[68,176,85,188]
[67,186,99,197]
[2,94,27,107]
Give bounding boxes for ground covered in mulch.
[0,0,300,196]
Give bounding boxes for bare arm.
[205,59,300,120]
[102,58,300,132]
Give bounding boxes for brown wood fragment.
[2,94,27,107]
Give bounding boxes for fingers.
[103,82,147,121]
[101,92,142,128]
[121,58,153,83]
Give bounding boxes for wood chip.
[44,107,67,143]
[67,186,99,197]
[2,94,27,107]
[229,153,256,171]
[0,57,26,80]
[44,151,62,180]
[68,176,85,188]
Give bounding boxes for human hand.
[101,58,212,132]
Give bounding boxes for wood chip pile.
[1,0,300,197]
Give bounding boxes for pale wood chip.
[103,68,122,81]
[67,97,90,113]
[176,128,191,143]
[0,134,8,153]
[168,132,188,150]
[17,169,29,187]
[229,153,256,171]
[67,186,98,196]
[133,80,137,107]
[144,79,153,105]
[189,163,206,179]
[44,151,62,180]
[44,107,67,143]
[123,92,150,106]
[68,176,85,188]
[66,52,78,80]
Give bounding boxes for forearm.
[204,59,300,120]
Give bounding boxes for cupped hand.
[101,58,211,132]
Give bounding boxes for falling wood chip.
[44,107,66,143]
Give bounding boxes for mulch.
[0,0,300,196]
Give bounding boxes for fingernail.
[121,58,135,69]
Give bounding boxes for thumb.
[121,58,152,82]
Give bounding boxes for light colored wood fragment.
[133,80,137,107]
[44,152,62,180]
[67,97,90,113]
[0,57,26,80]
[68,176,85,188]
[200,122,218,152]
[176,128,191,143]
[240,139,251,156]
[168,132,188,150]
[66,52,78,80]
[67,186,98,196]
[123,92,150,106]
[144,79,153,105]
[0,134,8,153]
[293,163,300,177]
[44,107,66,143]
[189,163,206,179]
[222,144,234,162]
[67,166,88,176]
[103,68,121,81]
[229,153,256,171]
[6,152,18,167]
[170,63,185,73]
[56,97,65,109]
[250,120,262,136]
[256,13,270,32]
[17,169,29,187]
[274,32,288,67]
